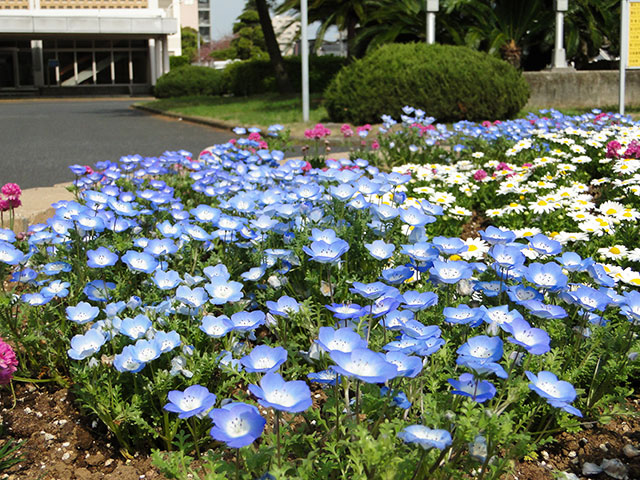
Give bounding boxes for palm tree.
[277,0,373,58]
[255,0,294,93]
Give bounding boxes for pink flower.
[371,140,380,150]
[301,161,312,172]
[606,140,622,159]
[0,337,18,385]
[0,199,9,212]
[473,169,488,181]
[229,138,237,145]
[1,183,21,200]
[481,121,492,128]
[340,124,354,137]
[248,132,262,142]
[495,162,512,171]
[258,141,269,150]
[84,166,94,175]
[304,124,331,140]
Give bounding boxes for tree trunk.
[346,13,358,59]
[255,0,294,94]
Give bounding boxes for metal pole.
[427,13,436,44]
[301,0,310,122]
[620,0,628,114]
[552,11,567,67]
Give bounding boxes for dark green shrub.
[169,55,190,69]
[154,66,227,98]
[225,55,347,96]
[324,43,530,124]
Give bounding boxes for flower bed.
[1,109,639,479]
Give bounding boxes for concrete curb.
[10,183,75,234]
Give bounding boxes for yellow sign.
[630,2,640,67]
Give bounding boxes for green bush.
[324,43,530,124]
[154,66,227,98]
[225,55,347,96]
[169,55,190,69]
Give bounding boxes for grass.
[141,94,330,130]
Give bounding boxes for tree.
[181,27,199,62]
[278,0,374,59]
[255,0,294,94]
[210,6,268,60]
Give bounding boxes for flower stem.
[275,409,281,469]
[410,449,427,480]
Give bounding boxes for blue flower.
[164,385,217,419]
[555,252,592,272]
[399,206,435,227]
[152,269,182,290]
[621,290,640,322]
[132,338,163,363]
[66,301,100,324]
[384,351,422,378]
[587,263,615,288]
[316,327,367,354]
[398,425,452,450]
[22,292,54,306]
[83,279,116,302]
[457,335,507,378]
[489,244,525,270]
[380,265,414,284]
[154,330,181,353]
[0,241,25,265]
[209,402,266,448]
[443,305,484,326]
[432,236,466,255]
[302,239,349,264]
[326,303,364,320]
[401,242,438,262]
[240,345,288,373]
[200,315,234,338]
[507,285,544,305]
[113,345,145,373]
[205,278,244,305]
[560,286,610,312]
[448,373,496,403]
[483,305,523,331]
[429,260,473,284]
[524,262,568,291]
[528,233,562,255]
[364,240,395,261]
[503,318,551,354]
[120,314,152,340]
[230,310,265,331]
[400,290,438,312]
[175,286,209,308]
[330,348,398,384]
[350,281,393,300]
[525,371,582,417]
[520,299,567,320]
[86,247,118,268]
[479,226,516,245]
[68,329,106,360]
[307,369,339,386]
[121,250,159,274]
[401,321,440,341]
[41,280,70,298]
[249,372,312,413]
[266,295,300,318]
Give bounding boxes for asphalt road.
[0,98,234,189]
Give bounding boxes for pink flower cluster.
[0,183,22,212]
[473,169,488,181]
[606,140,622,159]
[0,337,18,384]
[340,124,354,138]
[410,123,435,136]
[304,124,331,140]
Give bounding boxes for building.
[0,0,178,93]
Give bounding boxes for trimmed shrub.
[225,55,347,96]
[169,55,191,69]
[154,66,227,98]
[324,43,530,124]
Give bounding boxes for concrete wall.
[524,70,640,109]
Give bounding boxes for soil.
[1,383,639,480]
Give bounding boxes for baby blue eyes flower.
[230,310,265,331]
[587,263,616,288]
[524,262,568,291]
[364,239,395,261]
[326,303,364,320]
[0,241,25,265]
[526,371,582,417]
[121,250,159,274]
[205,278,244,305]
[209,403,266,448]
[84,279,116,302]
[561,286,610,312]
[249,372,312,413]
[120,314,152,340]
[503,318,551,355]
[429,260,473,284]
[66,301,100,324]
[240,345,288,373]
[489,244,525,270]
[384,351,422,378]
[164,385,217,419]
[400,290,438,312]
[266,295,300,318]
[175,286,208,308]
[330,348,398,384]
[528,233,562,255]
[200,315,234,338]
[399,206,435,227]
[303,239,350,264]
[432,236,466,255]
[68,329,106,360]
[307,369,339,385]
[132,338,163,363]
[448,373,496,403]
[398,425,452,451]
[520,299,567,320]
[443,305,484,326]
[479,226,516,245]
[152,269,182,290]
[316,327,367,354]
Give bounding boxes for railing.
[39,0,147,8]
[0,0,29,9]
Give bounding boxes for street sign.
[629,2,640,67]
[620,0,640,114]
